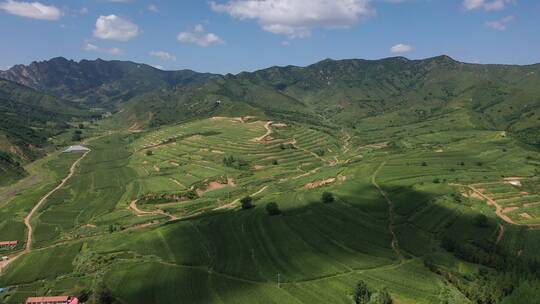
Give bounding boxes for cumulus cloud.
[211,0,374,38]
[177,24,224,47]
[0,0,61,20]
[390,43,413,54]
[485,15,513,31]
[94,15,139,41]
[149,50,176,61]
[463,0,514,11]
[83,42,123,55]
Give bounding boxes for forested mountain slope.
[0,57,217,105]
[122,56,540,146]
[0,79,90,184]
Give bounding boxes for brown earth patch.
[304,178,336,189]
[153,165,160,172]
[196,177,236,197]
[520,213,532,219]
[502,206,518,213]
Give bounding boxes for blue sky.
[0,0,539,74]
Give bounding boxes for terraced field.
[0,114,539,304]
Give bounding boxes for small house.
[0,241,17,249]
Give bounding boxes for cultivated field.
[0,113,539,303]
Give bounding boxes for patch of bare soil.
[212,150,225,154]
[153,165,160,172]
[196,178,236,197]
[254,165,265,170]
[170,161,180,166]
[304,178,336,189]
[503,206,518,213]
[84,224,97,228]
[520,213,532,219]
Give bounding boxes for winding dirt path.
[253,121,273,142]
[129,200,177,221]
[372,162,404,261]
[451,183,540,229]
[0,150,90,273]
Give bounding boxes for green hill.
[0,78,91,185]
[0,57,217,105]
[123,56,540,147]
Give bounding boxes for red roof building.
[0,241,17,246]
[25,296,78,304]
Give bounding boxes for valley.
[0,56,539,303]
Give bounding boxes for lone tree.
[354,280,372,304]
[266,202,281,216]
[322,191,335,204]
[240,196,254,209]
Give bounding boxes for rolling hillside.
[0,56,539,303]
[0,78,91,185]
[122,56,540,147]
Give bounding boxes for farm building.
[63,145,90,153]
[0,241,17,248]
[25,296,78,304]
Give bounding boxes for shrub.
[266,202,281,216]
[354,280,371,304]
[146,150,153,156]
[322,191,335,204]
[373,288,393,304]
[421,161,428,166]
[240,196,254,209]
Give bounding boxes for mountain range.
[1,55,540,184]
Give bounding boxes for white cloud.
[463,0,514,11]
[149,50,176,61]
[83,42,123,55]
[177,24,224,47]
[79,7,88,15]
[211,0,374,38]
[0,0,61,20]
[94,15,139,41]
[148,4,158,12]
[390,43,413,54]
[485,15,513,31]
[152,65,164,70]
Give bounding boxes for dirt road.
[451,183,540,229]
[0,150,90,273]
[253,121,273,142]
[129,200,177,221]
[372,162,404,261]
